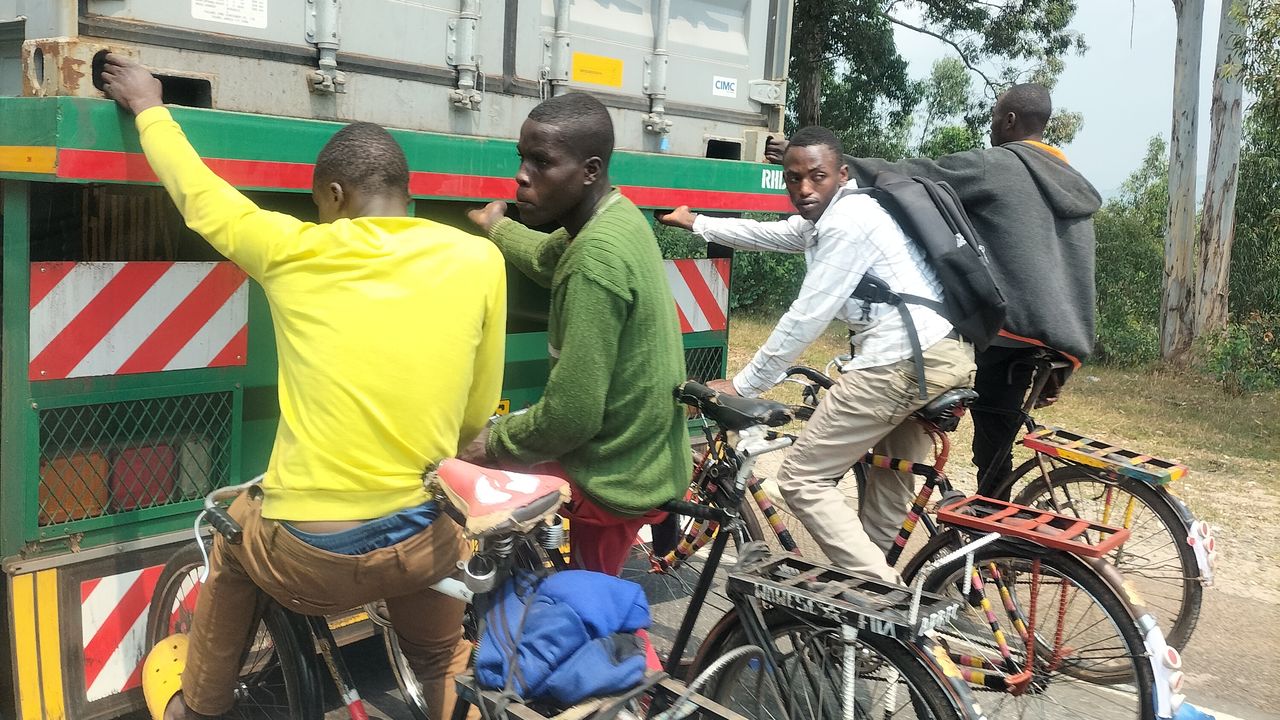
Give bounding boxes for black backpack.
[850,171,1007,398]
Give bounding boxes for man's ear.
[1004,111,1018,131]
[839,164,849,183]
[326,181,346,209]
[583,156,603,186]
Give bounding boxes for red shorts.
[563,481,668,576]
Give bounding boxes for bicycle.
[146,458,768,720]
[769,350,1213,651]
[655,377,1179,719]
[976,349,1214,651]
[645,381,992,720]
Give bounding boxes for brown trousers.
[182,493,473,718]
[776,337,976,582]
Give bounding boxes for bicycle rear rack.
[937,495,1131,558]
[725,555,960,639]
[1021,426,1188,485]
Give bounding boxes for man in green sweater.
[462,92,690,577]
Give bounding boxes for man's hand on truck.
[467,200,508,235]
[100,53,163,117]
[655,205,697,231]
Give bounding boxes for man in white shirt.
[658,126,975,581]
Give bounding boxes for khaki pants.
[183,493,473,719]
[776,337,976,582]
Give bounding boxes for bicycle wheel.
[145,541,323,720]
[382,627,430,720]
[1008,462,1201,650]
[699,610,964,719]
[905,530,1155,720]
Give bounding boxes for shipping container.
[0,0,792,159]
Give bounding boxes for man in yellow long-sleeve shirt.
[102,55,504,720]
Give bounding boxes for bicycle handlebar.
[201,477,263,545]
[205,505,244,545]
[660,498,730,524]
[783,365,835,389]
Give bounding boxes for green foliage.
[1231,101,1280,319]
[788,0,1086,159]
[653,222,705,260]
[729,252,807,311]
[919,125,983,158]
[1199,313,1280,394]
[1092,137,1167,365]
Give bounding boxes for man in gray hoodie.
[768,83,1102,496]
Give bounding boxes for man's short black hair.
[527,92,615,165]
[786,126,844,163]
[998,83,1053,134]
[314,122,410,196]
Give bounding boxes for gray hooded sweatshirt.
[846,142,1102,363]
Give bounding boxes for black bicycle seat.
[674,381,793,431]
[912,388,979,431]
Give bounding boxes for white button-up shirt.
[693,184,953,397]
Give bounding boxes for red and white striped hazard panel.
[665,258,730,333]
[81,565,164,701]
[29,262,249,381]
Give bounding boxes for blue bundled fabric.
[476,570,651,706]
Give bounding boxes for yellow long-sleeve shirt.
[136,106,507,521]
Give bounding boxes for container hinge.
[446,1,483,111]
[748,79,785,107]
[305,0,347,94]
[542,33,571,97]
[642,54,672,135]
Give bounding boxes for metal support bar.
[643,0,672,137]
[305,0,346,94]
[545,0,572,96]
[448,0,483,110]
[664,523,733,673]
[840,623,858,720]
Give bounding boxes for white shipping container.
[0,0,793,159]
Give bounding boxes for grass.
[725,312,1280,495]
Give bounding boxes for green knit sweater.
[484,190,691,517]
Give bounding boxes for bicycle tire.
[383,628,431,720]
[1005,462,1201,650]
[904,530,1156,720]
[145,541,323,720]
[696,609,966,719]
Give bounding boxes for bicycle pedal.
[1021,427,1188,485]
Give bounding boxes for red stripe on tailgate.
[82,566,164,691]
[30,262,174,380]
[115,264,247,374]
[675,261,727,331]
[30,262,77,308]
[209,324,249,367]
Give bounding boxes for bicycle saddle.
[911,388,979,432]
[674,381,793,431]
[430,458,569,539]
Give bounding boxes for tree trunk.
[791,0,825,127]
[1194,0,1247,338]
[1160,0,1205,363]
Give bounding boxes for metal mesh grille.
[37,392,233,527]
[684,345,725,383]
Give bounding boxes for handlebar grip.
[784,366,834,389]
[674,381,717,407]
[206,505,244,545]
[660,498,729,524]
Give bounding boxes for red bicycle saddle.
[432,458,570,539]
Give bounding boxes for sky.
[893,1,1229,198]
